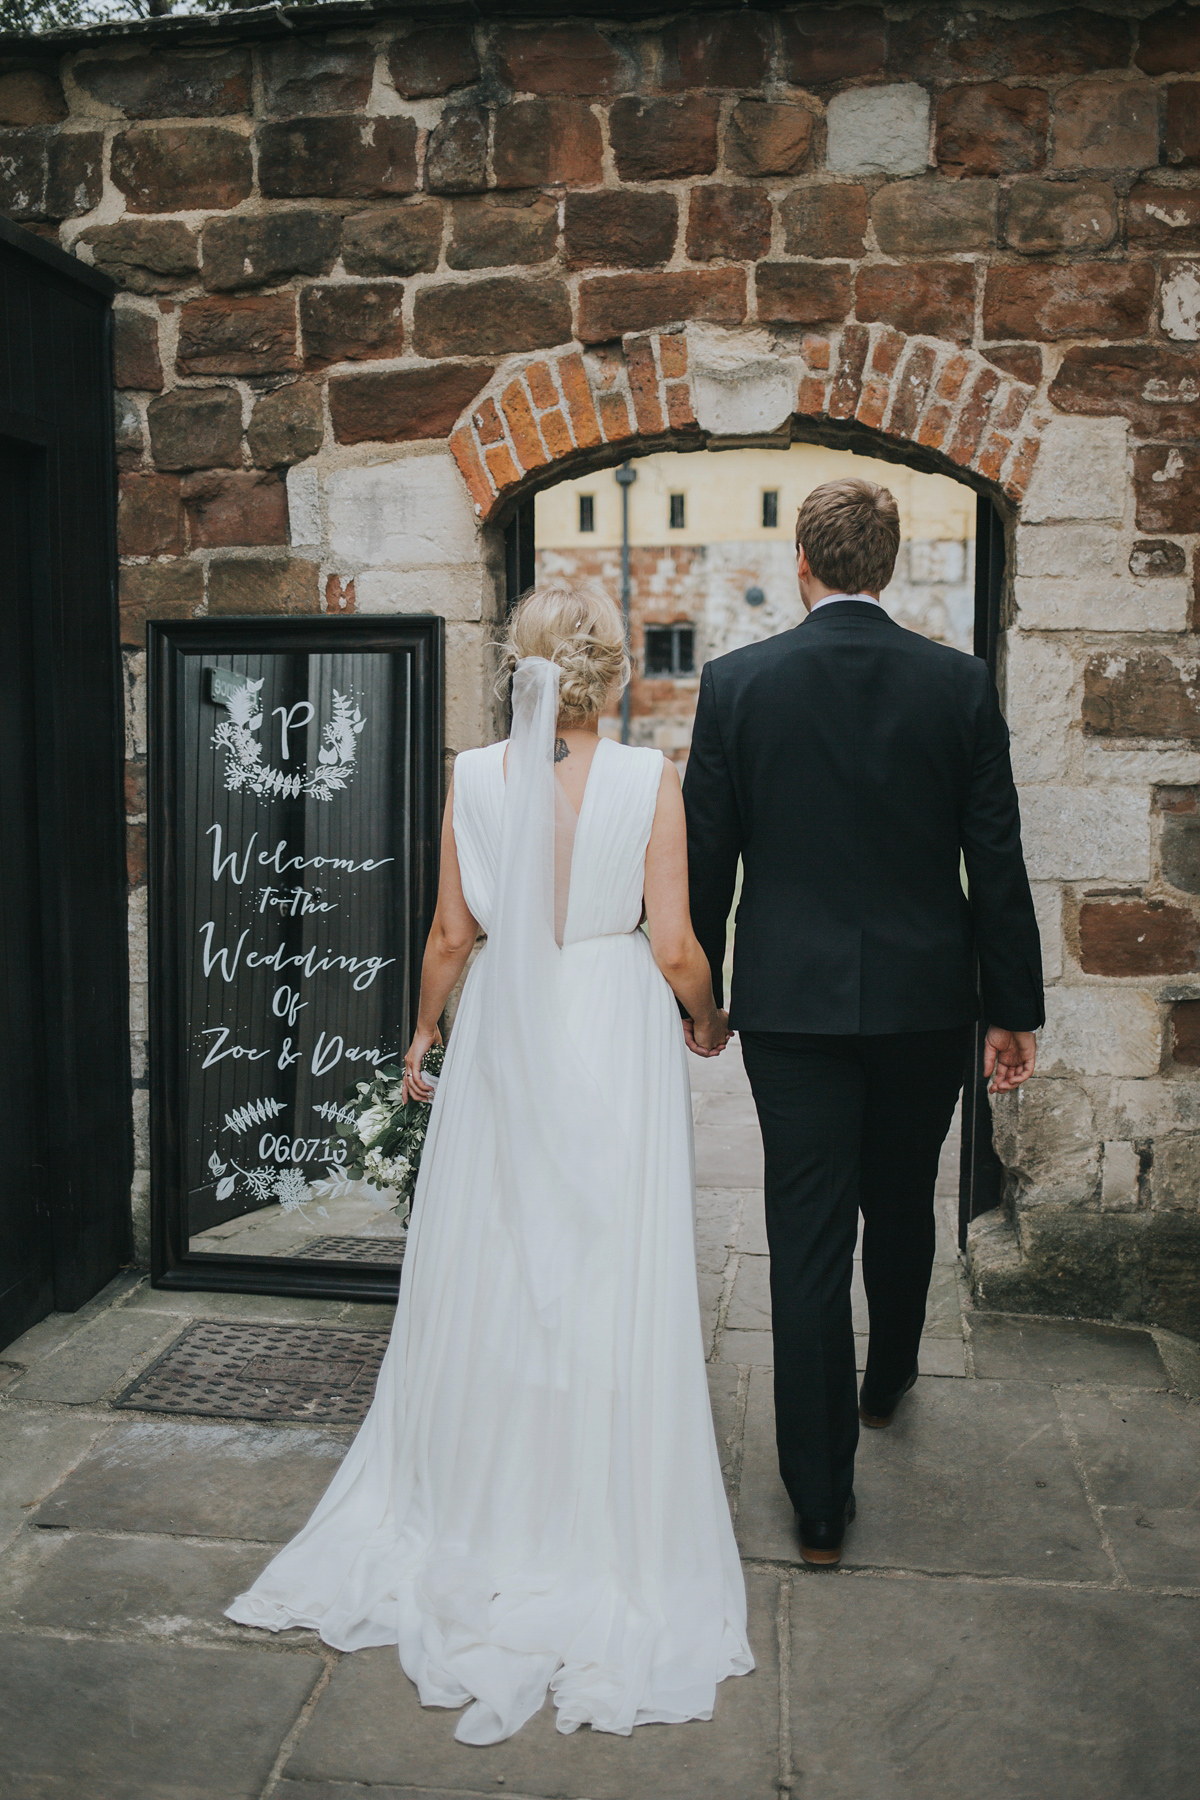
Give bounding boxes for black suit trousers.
[740,1025,971,1520]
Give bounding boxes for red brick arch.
[448,322,1044,524]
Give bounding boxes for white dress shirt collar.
[809,591,884,613]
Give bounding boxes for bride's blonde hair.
[500,581,630,726]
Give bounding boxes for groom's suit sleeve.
[682,661,743,1009]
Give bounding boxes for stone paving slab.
[0,1408,110,1551]
[6,1309,183,1404]
[970,1315,1168,1386]
[706,1362,743,1497]
[693,1121,765,1188]
[1058,1387,1200,1588]
[282,1569,781,1800]
[716,1324,967,1377]
[0,1634,323,1800]
[30,1419,349,1541]
[736,1367,1111,1581]
[787,1577,1200,1800]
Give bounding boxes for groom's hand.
[984,1027,1037,1093]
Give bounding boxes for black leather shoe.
[797,1493,856,1567]
[859,1364,918,1429]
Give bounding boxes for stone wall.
[2,0,1199,1331]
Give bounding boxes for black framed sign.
[149,616,442,1299]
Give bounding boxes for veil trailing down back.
[226,657,753,1743]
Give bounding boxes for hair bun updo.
[500,581,630,727]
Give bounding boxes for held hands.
[684,1009,732,1059]
[402,1024,443,1103]
[984,1026,1037,1094]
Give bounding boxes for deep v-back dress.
[227,731,753,1743]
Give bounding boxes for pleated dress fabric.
[226,734,753,1744]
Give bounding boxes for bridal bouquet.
[312,1044,445,1221]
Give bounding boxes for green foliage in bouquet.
[332,1044,445,1217]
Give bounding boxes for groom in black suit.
[683,477,1043,1566]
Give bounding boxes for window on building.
[668,492,686,530]
[762,490,779,529]
[578,494,595,532]
[644,624,696,677]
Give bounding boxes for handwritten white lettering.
[258,839,394,877]
[200,1027,270,1069]
[207,822,257,887]
[273,701,315,760]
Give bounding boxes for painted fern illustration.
[213,685,366,803]
[223,1097,287,1136]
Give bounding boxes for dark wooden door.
[0,218,132,1350]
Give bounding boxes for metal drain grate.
[282,1235,405,1265]
[115,1321,390,1423]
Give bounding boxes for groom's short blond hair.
[795,477,901,596]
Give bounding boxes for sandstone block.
[387,27,481,99]
[1163,814,1200,894]
[1131,540,1187,578]
[935,83,1047,177]
[114,391,144,459]
[75,48,250,117]
[448,192,558,270]
[0,65,66,126]
[354,566,488,623]
[890,7,1130,82]
[779,185,868,259]
[259,37,374,116]
[119,561,203,647]
[826,83,931,178]
[113,309,162,392]
[576,270,745,345]
[1171,1000,1200,1064]
[1083,746,1200,787]
[413,277,570,357]
[111,125,252,213]
[287,465,320,546]
[1021,785,1150,882]
[0,127,50,219]
[425,105,488,193]
[1162,262,1200,340]
[201,211,340,293]
[342,202,441,276]
[0,127,102,221]
[328,455,478,566]
[778,6,887,83]
[1150,1132,1200,1206]
[564,190,677,270]
[690,350,796,438]
[989,1077,1097,1190]
[181,470,288,548]
[1128,183,1200,246]
[1052,80,1160,169]
[724,101,812,176]
[208,557,320,615]
[248,382,324,467]
[492,23,623,95]
[329,365,493,445]
[1101,1140,1141,1210]
[1167,81,1200,167]
[609,96,720,181]
[1016,523,1122,580]
[984,262,1154,341]
[1084,649,1200,742]
[855,261,974,341]
[258,116,418,200]
[1039,988,1162,1077]
[1080,898,1200,976]
[1014,576,1189,633]
[118,472,183,557]
[148,386,241,471]
[1022,417,1129,523]
[663,12,772,89]
[686,186,771,262]
[1005,178,1117,252]
[1137,3,1200,75]
[1049,345,1200,442]
[985,343,1042,386]
[300,282,405,368]
[870,178,996,253]
[177,295,297,377]
[756,262,854,326]
[1133,446,1198,534]
[493,99,603,188]
[76,221,198,296]
[1032,882,1063,981]
[1003,633,1077,781]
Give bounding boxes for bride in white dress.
[227,581,754,1743]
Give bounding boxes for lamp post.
[615,460,637,744]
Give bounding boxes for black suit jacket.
[683,601,1044,1036]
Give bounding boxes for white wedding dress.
[226,658,753,1743]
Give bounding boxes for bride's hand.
[685,1009,731,1057]
[402,1024,443,1102]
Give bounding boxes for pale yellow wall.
[535,444,975,551]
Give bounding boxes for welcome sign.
[149,618,442,1298]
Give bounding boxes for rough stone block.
[936,82,1048,177]
[1151,1133,1200,1208]
[1138,2,1200,75]
[113,308,162,392]
[1166,81,1200,167]
[663,11,772,90]
[259,36,374,116]
[0,125,99,221]
[871,177,997,252]
[691,352,796,438]
[779,6,887,83]
[492,98,603,188]
[1131,539,1188,578]
[1134,446,1197,533]
[1021,786,1150,882]
[826,83,931,177]
[354,566,488,623]
[424,104,488,193]
[119,560,203,646]
[148,386,242,471]
[1005,178,1117,252]
[286,465,320,546]
[448,191,558,270]
[1128,183,1200,247]
[387,26,481,99]
[118,472,183,557]
[1161,261,1200,341]
[75,220,198,296]
[1022,417,1129,523]
[327,456,478,567]
[609,96,720,181]
[990,1077,1098,1195]
[208,557,320,615]
[114,391,143,459]
[986,343,1043,386]
[577,269,745,345]
[248,382,324,467]
[724,100,813,176]
[1083,650,1200,742]
[1082,745,1200,787]
[329,364,492,445]
[111,125,252,213]
[177,294,298,376]
[686,185,771,262]
[1032,881,1063,981]
[1052,80,1161,169]
[1039,989,1162,1078]
[855,261,975,341]
[1171,999,1200,1062]
[412,276,569,357]
[891,6,1131,82]
[1016,523,1122,580]
[1161,813,1200,895]
[984,261,1154,341]
[564,189,677,270]
[492,22,624,95]
[1101,1139,1141,1209]
[1003,632,1076,781]
[755,261,853,326]
[74,48,250,117]
[1080,898,1199,977]
[342,201,441,276]
[201,210,339,293]
[181,469,288,548]
[0,65,66,126]
[1014,576,1189,632]
[774,186,864,262]
[300,282,405,368]
[258,116,418,200]
[1049,345,1200,441]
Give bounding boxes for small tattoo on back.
[554,737,569,763]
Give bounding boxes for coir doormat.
[115,1321,390,1424]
